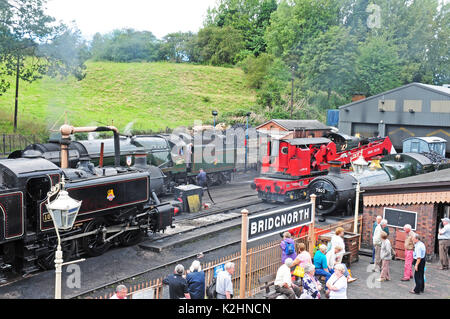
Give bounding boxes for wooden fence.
[0,134,38,156]
[96,216,362,299]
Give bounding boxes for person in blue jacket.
[197,169,207,188]
[314,244,333,282]
[186,260,205,299]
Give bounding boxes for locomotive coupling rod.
[104,230,125,243]
[61,259,86,267]
[61,225,141,242]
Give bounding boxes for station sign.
[247,202,313,243]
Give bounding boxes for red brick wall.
[362,203,437,255]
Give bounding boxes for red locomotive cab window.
[281,147,289,155]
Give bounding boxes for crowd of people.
[371,216,449,295]
[159,260,234,299]
[108,216,449,300]
[275,228,358,300]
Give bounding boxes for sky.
[45,0,219,40]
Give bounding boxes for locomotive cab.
[0,157,62,273]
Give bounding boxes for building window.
[431,100,450,113]
[403,100,423,113]
[378,100,396,112]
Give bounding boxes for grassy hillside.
[0,61,256,136]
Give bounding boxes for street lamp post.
[46,176,83,299]
[212,110,218,128]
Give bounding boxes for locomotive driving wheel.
[37,239,76,270]
[82,218,112,257]
[119,229,145,247]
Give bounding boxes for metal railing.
[0,134,38,156]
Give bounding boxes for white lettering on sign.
[248,203,313,242]
[251,222,257,235]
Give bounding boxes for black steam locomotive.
[11,131,241,193]
[0,126,175,275]
[307,152,450,216]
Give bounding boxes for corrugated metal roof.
[257,120,331,131]
[419,83,450,95]
[377,168,450,186]
[364,191,450,207]
[339,83,450,110]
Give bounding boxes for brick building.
[361,169,450,259]
[256,119,331,140]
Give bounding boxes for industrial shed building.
[338,83,450,154]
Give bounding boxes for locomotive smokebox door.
[174,185,204,214]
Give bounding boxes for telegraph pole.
[290,68,295,119]
[14,55,20,133]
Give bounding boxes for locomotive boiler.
[0,125,176,275]
[307,152,450,216]
[12,130,239,193]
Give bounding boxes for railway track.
[72,234,244,299]
[71,203,350,299]
[0,184,273,293]
[71,199,284,299]
[0,176,353,299]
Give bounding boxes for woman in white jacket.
[331,227,346,264]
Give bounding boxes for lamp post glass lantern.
[46,177,82,299]
[46,189,82,231]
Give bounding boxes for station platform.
[250,255,450,299]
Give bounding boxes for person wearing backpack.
[281,232,297,264]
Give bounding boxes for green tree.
[0,0,87,131]
[355,36,402,96]
[265,0,340,62]
[425,1,449,85]
[300,26,358,101]
[90,29,160,62]
[197,25,245,66]
[372,0,442,84]
[206,0,277,57]
[159,32,199,63]
[256,57,291,109]
[339,0,371,41]
[239,53,273,88]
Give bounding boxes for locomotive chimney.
[134,152,148,169]
[328,161,342,175]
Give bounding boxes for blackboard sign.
[248,202,313,243]
[383,208,417,230]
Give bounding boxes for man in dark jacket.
[163,264,191,299]
[197,169,207,188]
[186,260,205,299]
